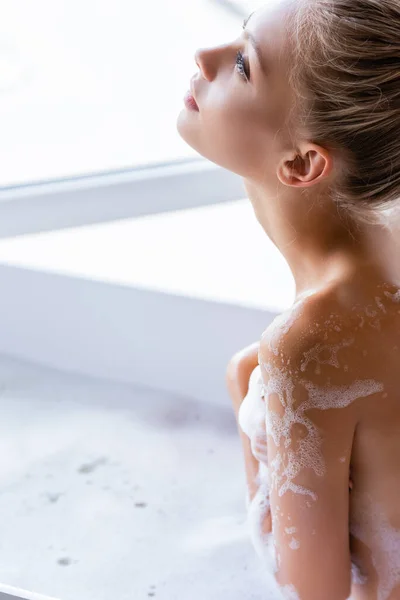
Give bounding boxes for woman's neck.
[243,178,400,299]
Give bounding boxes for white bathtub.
[0,200,294,599]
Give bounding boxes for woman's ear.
[277,144,334,188]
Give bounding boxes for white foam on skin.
[263,362,384,500]
[375,296,387,313]
[365,306,378,318]
[350,492,400,600]
[246,461,276,573]
[281,584,301,599]
[247,480,303,600]
[261,291,315,357]
[384,289,400,303]
[240,362,375,600]
[300,338,354,373]
[241,376,292,593]
[351,561,368,586]
[289,537,300,550]
[285,526,297,534]
[238,366,269,466]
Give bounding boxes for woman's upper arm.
[258,308,384,600]
[265,384,353,600]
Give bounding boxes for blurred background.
[1,0,258,185]
[0,1,293,599]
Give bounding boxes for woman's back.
[347,284,400,599]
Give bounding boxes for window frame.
[0,158,245,238]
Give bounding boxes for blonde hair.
[284,0,400,224]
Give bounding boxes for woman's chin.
[175,114,240,174]
[176,111,204,154]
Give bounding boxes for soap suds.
[375,296,387,313]
[365,306,377,318]
[238,366,269,465]
[243,301,387,595]
[300,338,354,373]
[285,526,297,534]
[281,583,301,599]
[263,361,384,500]
[246,461,276,573]
[384,289,400,303]
[351,561,368,586]
[289,537,300,550]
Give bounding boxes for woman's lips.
[184,89,199,112]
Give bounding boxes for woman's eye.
[236,50,250,81]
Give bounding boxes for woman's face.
[176,0,297,181]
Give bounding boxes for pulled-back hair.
[284,0,400,224]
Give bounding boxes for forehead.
[249,0,295,68]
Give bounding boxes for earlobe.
[277,145,333,188]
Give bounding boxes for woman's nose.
[194,47,216,82]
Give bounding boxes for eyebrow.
[243,12,267,76]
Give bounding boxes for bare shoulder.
[258,287,387,415]
[259,288,357,372]
[259,281,400,369]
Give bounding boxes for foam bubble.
[281,584,301,599]
[263,361,384,500]
[300,338,354,373]
[384,289,400,303]
[351,561,368,586]
[285,526,297,534]
[238,366,269,465]
[375,296,387,313]
[246,465,276,573]
[369,319,382,331]
[289,537,300,550]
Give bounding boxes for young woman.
[176,1,400,598]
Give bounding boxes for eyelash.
[236,50,250,81]
[236,16,251,81]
